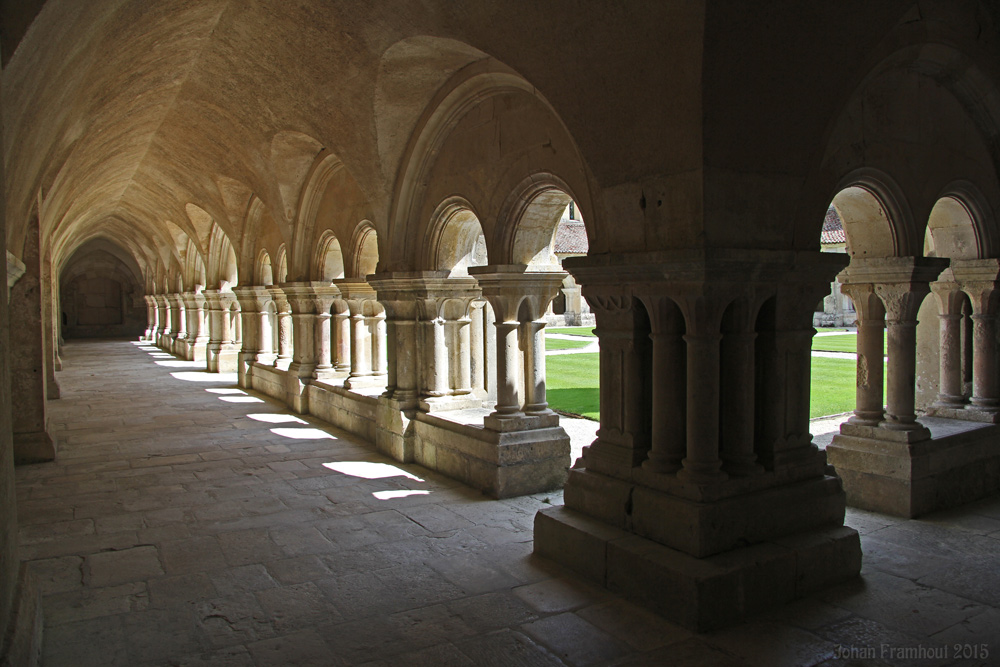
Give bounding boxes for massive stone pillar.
[181,289,209,362]
[280,282,338,413]
[204,288,239,373]
[829,257,949,517]
[155,294,171,350]
[9,214,56,463]
[335,281,386,391]
[166,293,186,356]
[535,250,860,631]
[142,294,157,341]
[233,287,274,389]
[1,183,43,667]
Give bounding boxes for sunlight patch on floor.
[271,427,334,439]
[372,490,430,500]
[322,461,423,481]
[170,371,239,383]
[247,413,307,424]
[206,388,246,395]
[219,395,265,403]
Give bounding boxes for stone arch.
[349,221,379,280]
[387,56,595,270]
[313,231,346,282]
[290,151,346,281]
[207,223,238,289]
[256,249,274,286]
[498,173,586,267]
[276,245,289,284]
[925,181,998,260]
[829,170,911,259]
[424,197,488,277]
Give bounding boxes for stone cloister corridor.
[14,339,1000,666]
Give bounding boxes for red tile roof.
[821,206,845,245]
[554,218,589,254]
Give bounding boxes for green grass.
[544,347,878,421]
[809,356,860,418]
[546,353,600,420]
[546,337,595,351]
[547,327,596,337]
[812,333,887,355]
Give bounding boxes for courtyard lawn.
[546,352,600,420]
[809,356,860,418]
[546,337,595,351]
[545,349,871,421]
[812,333,887,355]
[548,326,596,337]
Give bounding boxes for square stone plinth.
[534,506,862,632]
[827,418,1000,518]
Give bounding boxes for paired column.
[953,259,1000,414]
[370,272,482,412]
[142,295,157,341]
[166,293,186,355]
[335,281,388,390]
[155,294,171,349]
[839,257,947,438]
[181,289,209,362]
[469,265,566,430]
[233,286,274,388]
[930,279,966,408]
[267,286,294,370]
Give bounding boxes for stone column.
[281,282,327,413]
[10,213,56,463]
[332,299,352,377]
[267,286,293,370]
[470,265,566,431]
[469,300,487,400]
[335,281,379,390]
[143,294,157,341]
[673,294,727,484]
[311,285,339,382]
[930,279,966,408]
[167,293,186,355]
[155,294,171,350]
[637,295,686,474]
[719,298,763,476]
[203,289,225,372]
[839,282,886,426]
[954,259,1000,415]
[233,287,274,389]
[183,289,209,363]
[876,282,934,433]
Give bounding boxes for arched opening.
[315,232,346,282]
[257,250,274,286]
[59,239,146,339]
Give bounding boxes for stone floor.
[14,339,1000,666]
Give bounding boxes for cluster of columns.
[534,250,862,631]
[143,289,211,363]
[837,257,950,439]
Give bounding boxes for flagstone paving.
[15,339,1000,666]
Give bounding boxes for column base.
[345,374,388,391]
[206,344,239,373]
[284,363,316,414]
[414,412,570,497]
[828,418,1000,517]
[534,506,861,632]
[927,405,1000,424]
[563,468,847,558]
[13,429,56,464]
[0,564,44,666]
[375,396,416,462]
[838,420,931,443]
[483,411,560,432]
[419,394,486,413]
[189,339,208,363]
